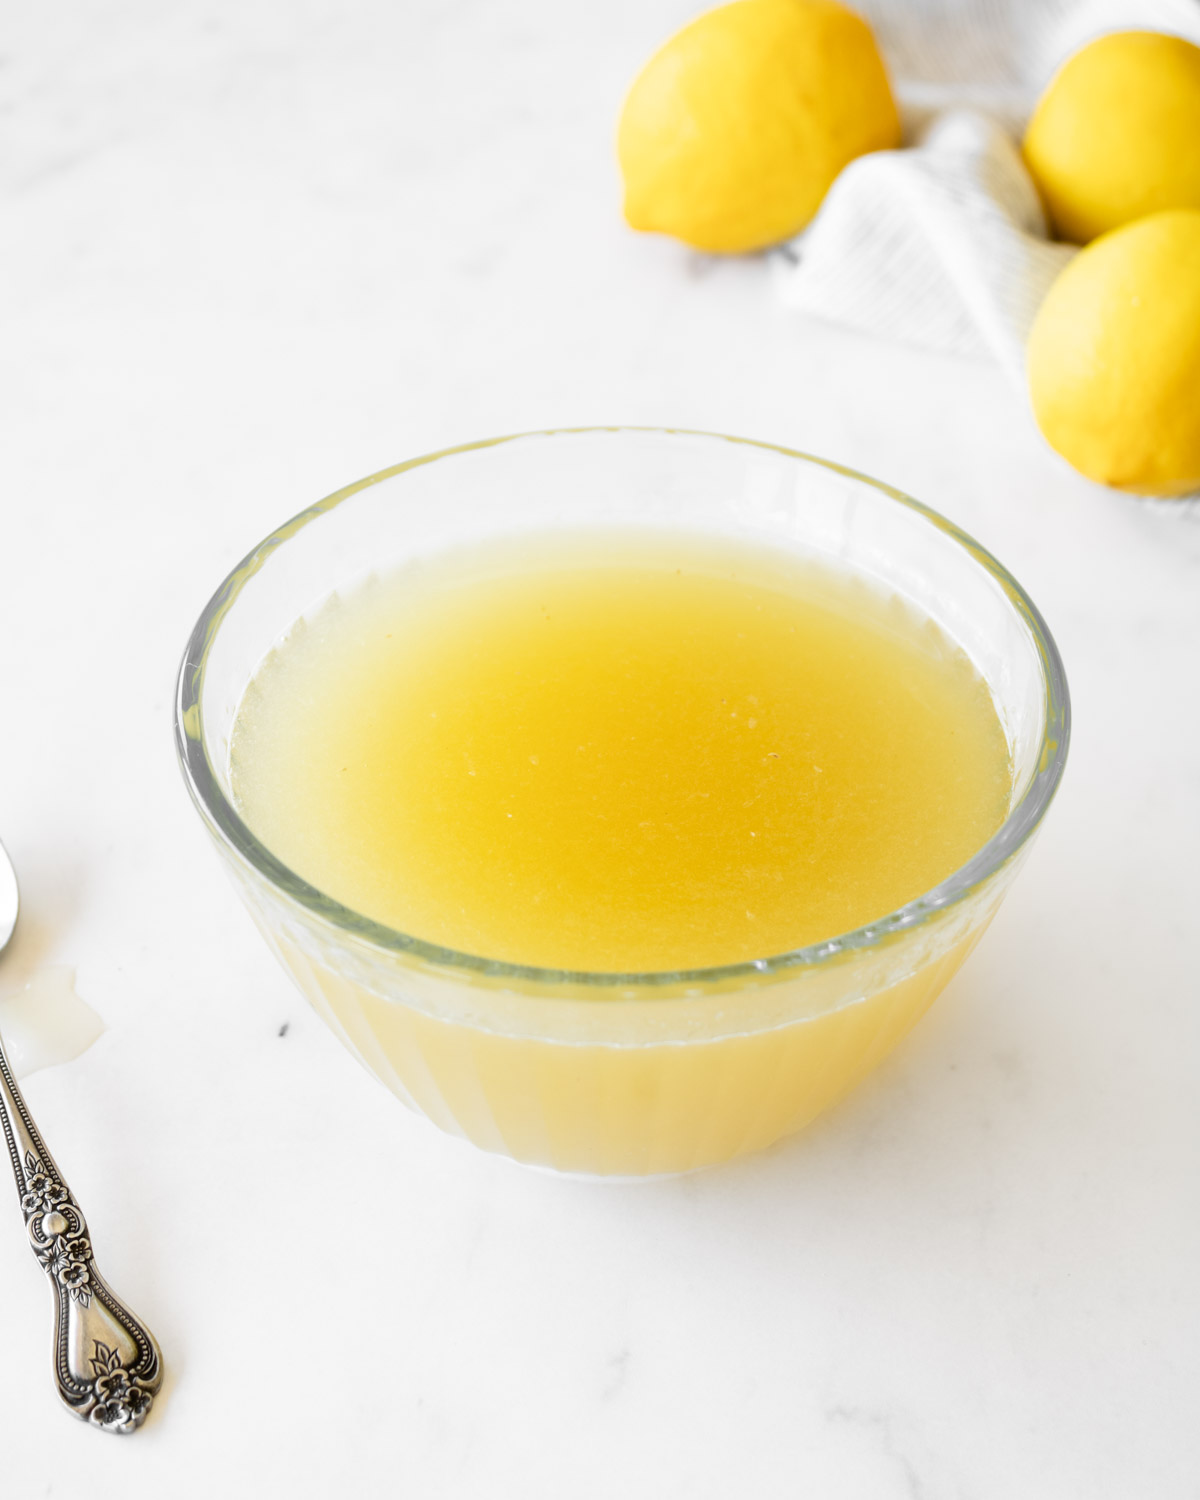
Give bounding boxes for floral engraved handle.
[0,1042,163,1431]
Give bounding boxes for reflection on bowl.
[175,429,1069,1176]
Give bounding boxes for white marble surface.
[1,3,1198,1494]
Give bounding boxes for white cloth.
[773,0,1200,379]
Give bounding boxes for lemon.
[1027,210,1200,497]
[617,0,900,254]
[1023,31,1200,244]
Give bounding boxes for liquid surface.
[231,532,1011,971]
[0,968,105,1079]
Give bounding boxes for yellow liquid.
[232,531,1010,972]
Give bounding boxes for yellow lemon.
[1027,210,1200,497]
[1023,30,1200,244]
[617,0,900,254]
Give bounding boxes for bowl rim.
[174,426,1070,992]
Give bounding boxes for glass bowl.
[174,429,1069,1177]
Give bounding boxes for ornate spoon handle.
[0,1035,162,1432]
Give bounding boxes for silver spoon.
[0,837,162,1432]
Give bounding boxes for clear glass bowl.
[174,429,1069,1176]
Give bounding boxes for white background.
[1,3,1198,1495]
